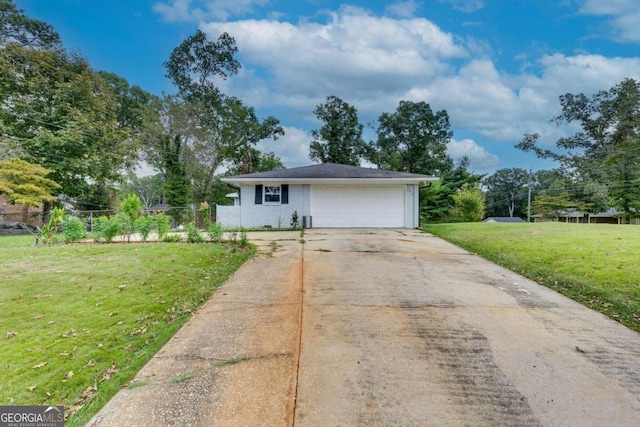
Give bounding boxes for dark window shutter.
[281,185,289,204]
[255,185,263,205]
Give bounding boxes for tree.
[119,172,164,209]
[157,30,283,203]
[0,158,60,206]
[420,157,483,222]
[164,30,240,103]
[163,135,190,225]
[0,44,135,201]
[309,95,366,166]
[483,168,529,218]
[118,192,141,242]
[531,194,585,221]
[97,71,155,133]
[371,100,453,175]
[0,0,61,48]
[228,148,285,175]
[517,79,640,221]
[452,186,485,222]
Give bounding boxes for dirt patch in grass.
[423,223,640,333]
[0,235,253,425]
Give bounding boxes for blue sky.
[16,0,640,175]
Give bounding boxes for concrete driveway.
[89,228,640,426]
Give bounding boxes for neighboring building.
[533,208,640,224]
[0,196,44,226]
[217,163,437,229]
[483,217,527,223]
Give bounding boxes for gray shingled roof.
[483,217,527,223]
[227,163,436,180]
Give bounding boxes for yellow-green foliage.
[0,158,60,207]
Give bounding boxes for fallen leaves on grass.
[101,362,118,381]
[64,371,74,379]
[27,385,36,392]
[33,361,47,369]
[67,385,98,418]
[62,329,78,338]
[6,331,17,339]
[130,325,148,336]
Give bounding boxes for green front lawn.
[423,222,640,333]
[0,235,252,425]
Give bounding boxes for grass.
[423,222,640,333]
[0,235,253,426]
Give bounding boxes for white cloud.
[579,0,640,42]
[447,138,500,171]
[385,1,421,18]
[439,0,485,13]
[154,0,269,22]
[256,126,311,168]
[202,6,467,110]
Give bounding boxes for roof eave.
[221,177,439,186]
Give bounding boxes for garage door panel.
[310,185,405,227]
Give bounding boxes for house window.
[264,186,281,203]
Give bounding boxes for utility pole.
[527,168,532,223]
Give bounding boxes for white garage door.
[310,185,405,228]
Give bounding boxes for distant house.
[533,208,640,224]
[217,163,438,229]
[147,202,170,214]
[483,217,527,223]
[0,196,44,226]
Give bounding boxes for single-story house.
[217,163,437,229]
[483,217,527,223]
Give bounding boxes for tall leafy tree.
[163,135,190,224]
[97,71,155,133]
[157,30,283,203]
[517,78,640,220]
[483,168,530,218]
[371,100,453,175]
[309,95,366,166]
[0,0,60,48]
[0,44,135,201]
[164,30,240,104]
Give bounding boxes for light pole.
[527,168,532,223]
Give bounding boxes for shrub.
[134,216,153,242]
[452,186,485,222]
[199,202,210,228]
[162,233,183,243]
[185,223,204,243]
[207,222,224,244]
[239,228,249,248]
[39,207,65,245]
[291,210,299,229]
[155,213,171,240]
[93,216,124,243]
[119,193,141,242]
[62,216,87,243]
